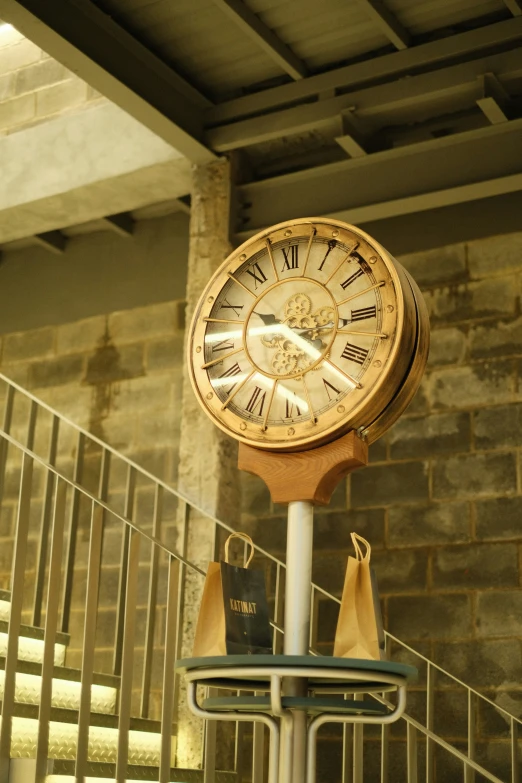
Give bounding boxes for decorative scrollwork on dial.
[263,293,337,375]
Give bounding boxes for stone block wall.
[241,231,522,781]
[0,23,105,135]
[0,298,186,718]
[1,228,522,776]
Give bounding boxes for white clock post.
[239,430,368,782]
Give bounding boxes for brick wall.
[0,299,185,474]
[242,231,522,781]
[1,229,522,776]
[0,23,105,135]
[0,299,186,716]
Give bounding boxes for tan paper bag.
[192,532,272,657]
[333,533,382,660]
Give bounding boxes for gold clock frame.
[188,217,429,452]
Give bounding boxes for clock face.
[189,218,422,451]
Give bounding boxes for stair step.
[0,657,119,689]
[0,591,10,622]
[48,760,236,782]
[2,713,169,768]
[0,620,68,666]
[3,702,161,731]
[0,660,118,714]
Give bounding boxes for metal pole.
[282,500,314,783]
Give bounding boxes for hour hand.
[254,311,281,326]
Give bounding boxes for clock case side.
[363,264,430,443]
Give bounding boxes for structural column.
[175,158,241,768]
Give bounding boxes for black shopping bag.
[192,532,273,656]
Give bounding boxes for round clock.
[188,218,429,452]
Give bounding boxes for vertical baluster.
[353,694,364,783]
[115,526,141,783]
[61,431,85,633]
[273,563,284,654]
[464,691,476,783]
[172,502,189,721]
[203,521,219,783]
[75,502,104,781]
[26,400,37,451]
[341,707,352,783]
[0,448,34,781]
[234,539,248,783]
[35,480,67,783]
[235,721,246,783]
[160,554,178,783]
[113,465,136,676]
[426,662,435,783]
[309,586,319,651]
[407,723,418,783]
[33,415,59,626]
[98,448,111,516]
[141,483,163,717]
[511,718,519,783]
[380,724,389,783]
[252,722,265,783]
[204,685,217,783]
[0,384,14,513]
[381,636,390,783]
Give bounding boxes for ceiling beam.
[328,172,522,225]
[356,0,410,50]
[235,119,522,234]
[206,48,522,151]
[33,231,68,254]
[237,173,522,243]
[476,72,511,124]
[102,213,135,238]
[175,195,192,215]
[503,0,522,16]
[212,0,307,80]
[207,16,522,124]
[335,111,369,158]
[0,0,216,164]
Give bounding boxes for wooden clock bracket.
[238,430,368,506]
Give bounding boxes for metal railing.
[0,371,520,783]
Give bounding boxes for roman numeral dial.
[191,218,408,452]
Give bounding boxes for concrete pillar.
[175,158,241,768]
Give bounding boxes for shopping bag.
[192,532,273,656]
[333,532,385,660]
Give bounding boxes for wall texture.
[0,296,187,718]
[0,22,105,136]
[241,230,522,780]
[0,296,186,480]
[1,227,522,778]
[0,212,190,332]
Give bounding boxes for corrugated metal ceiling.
[94,0,509,101]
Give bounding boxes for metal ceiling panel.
[78,0,514,103]
[95,0,295,98]
[388,0,502,34]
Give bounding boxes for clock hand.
[289,321,335,337]
[254,311,281,326]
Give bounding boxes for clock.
[188,218,429,452]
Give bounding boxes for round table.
[176,654,417,783]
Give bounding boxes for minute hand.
[289,321,335,336]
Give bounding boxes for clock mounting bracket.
[238,429,368,506]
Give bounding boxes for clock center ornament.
[187,218,429,782]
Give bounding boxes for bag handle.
[224,532,255,568]
[351,532,371,561]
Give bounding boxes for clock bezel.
[188,217,418,452]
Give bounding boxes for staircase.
[0,371,520,783]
